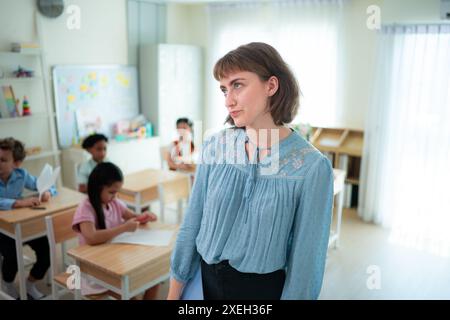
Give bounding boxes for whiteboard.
[53,65,139,148]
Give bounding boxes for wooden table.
[329,169,346,249]
[0,188,85,300]
[118,169,188,214]
[67,223,178,300]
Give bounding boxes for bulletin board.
[52,65,139,148]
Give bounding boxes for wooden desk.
[329,169,346,249]
[118,169,188,214]
[0,188,85,300]
[67,223,178,300]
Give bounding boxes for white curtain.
[205,0,344,131]
[359,24,450,257]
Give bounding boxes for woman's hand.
[41,191,51,202]
[167,278,184,300]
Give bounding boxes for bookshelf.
[310,127,364,208]
[0,49,60,178]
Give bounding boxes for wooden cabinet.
[310,127,364,208]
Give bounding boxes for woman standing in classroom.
[168,42,334,300]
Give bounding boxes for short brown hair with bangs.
[213,42,300,126]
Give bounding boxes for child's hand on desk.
[41,191,51,202]
[14,197,41,208]
[136,212,157,224]
[123,218,139,232]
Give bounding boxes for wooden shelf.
[310,127,344,152]
[311,127,364,156]
[0,51,40,57]
[0,27,61,185]
[339,130,364,156]
[0,77,43,83]
[24,150,61,161]
[0,113,54,123]
[345,178,360,185]
[309,126,364,208]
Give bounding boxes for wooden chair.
[45,209,78,300]
[46,211,119,300]
[158,175,191,224]
[160,145,171,170]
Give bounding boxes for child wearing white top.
[77,133,108,193]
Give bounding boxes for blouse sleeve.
[169,140,212,283]
[281,156,334,300]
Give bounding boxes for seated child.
[167,118,197,172]
[72,162,160,299]
[0,137,57,299]
[77,133,108,193]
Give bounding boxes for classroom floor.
[6,208,450,300]
[320,209,450,299]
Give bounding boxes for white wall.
[382,0,441,23]
[165,0,444,132]
[0,0,128,177]
[341,0,443,130]
[166,3,209,135]
[0,0,128,66]
[166,3,207,47]
[2,0,443,136]
[340,0,382,130]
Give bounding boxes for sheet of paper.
[319,138,340,147]
[111,229,174,247]
[36,163,60,200]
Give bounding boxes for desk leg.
[177,200,182,224]
[14,224,27,300]
[335,187,345,248]
[74,260,81,300]
[135,193,142,214]
[121,276,130,300]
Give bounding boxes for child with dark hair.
[167,118,197,172]
[0,137,57,299]
[72,162,160,299]
[77,133,109,193]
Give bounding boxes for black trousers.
[201,259,285,300]
[0,233,50,283]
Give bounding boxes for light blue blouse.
[170,128,334,299]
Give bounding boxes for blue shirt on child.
[0,168,57,210]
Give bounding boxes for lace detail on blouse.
[199,128,322,179]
